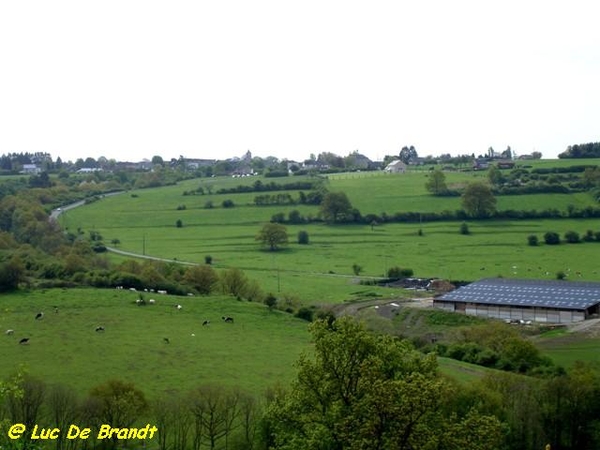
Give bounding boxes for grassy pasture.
[0,288,311,399]
[538,334,600,368]
[62,172,600,302]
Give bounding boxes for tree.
[544,231,560,245]
[256,223,288,251]
[0,256,24,292]
[297,230,309,245]
[352,263,363,276]
[460,222,470,235]
[176,219,183,228]
[184,265,218,295]
[264,293,278,310]
[266,317,502,450]
[461,182,497,218]
[320,192,353,223]
[487,165,504,186]
[87,379,147,434]
[399,145,417,164]
[151,155,164,166]
[564,230,581,243]
[527,235,538,246]
[425,169,448,195]
[220,268,250,298]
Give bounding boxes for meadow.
[60,166,600,304]
[0,288,311,398]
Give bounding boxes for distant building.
[496,160,516,169]
[20,164,41,174]
[434,278,600,323]
[183,159,217,169]
[472,159,489,170]
[384,160,407,173]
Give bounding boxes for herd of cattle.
[4,290,235,345]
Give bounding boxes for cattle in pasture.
[176,304,182,310]
[222,316,234,323]
[5,329,14,335]
[163,337,170,344]
[35,312,44,320]
[157,290,167,295]
[19,338,29,345]
[148,299,155,305]
[54,306,59,313]
[202,320,210,326]
[95,326,105,332]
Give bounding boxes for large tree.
[267,317,502,450]
[399,145,418,164]
[425,169,448,195]
[461,182,497,218]
[256,223,288,251]
[320,192,353,223]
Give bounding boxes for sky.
[1,1,599,163]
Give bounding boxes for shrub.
[352,264,363,276]
[264,293,277,310]
[295,307,314,322]
[583,230,595,242]
[176,219,183,228]
[527,235,538,246]
[564,230,581,243]
[387,266,414,279]
[556,271,566,280]
[460,222,470,235]
[204,255,212,265]
[297,230,309,245]
[204,200,214,209]
[544,231,560,245]
[176,204,186,210]
[271,212,285,223]
[288,209,303,224]
[222,199,235,208]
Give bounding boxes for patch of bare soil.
[567,318,600,337]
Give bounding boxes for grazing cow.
[19,338,29,345]
[35,312,44,320]
[148,299,155,305]
[5,329,14,335]
[54,306,59,313]
[95,326,105,332]
[176,304,182,310]
[163,337,170,344]
[202,320,210,326]
[222,316,234,323]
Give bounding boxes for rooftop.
[437,278,600,310]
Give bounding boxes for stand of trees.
[559,142,600,158]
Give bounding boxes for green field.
[60,171,600,304]
[538,334,600,368]
[0,288,311,398]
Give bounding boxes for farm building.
[434,278,600,323]
[384,160,407,173]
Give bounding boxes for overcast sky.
[1,1,599,163]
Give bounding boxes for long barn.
[434,278,600,323]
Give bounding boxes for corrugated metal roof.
[437,278,600,310]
